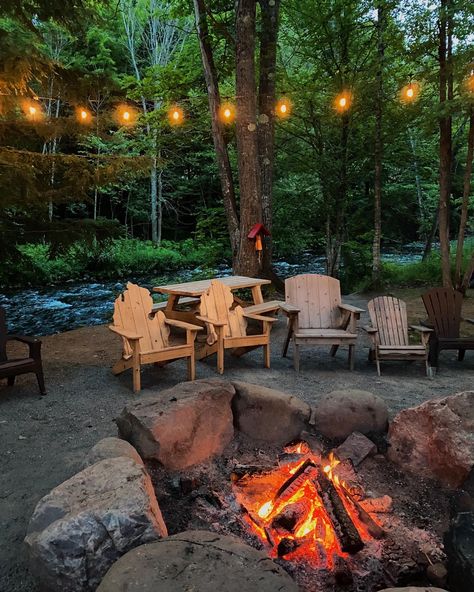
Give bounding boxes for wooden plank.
[153,276,271,297]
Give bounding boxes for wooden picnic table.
[153,276,272,322]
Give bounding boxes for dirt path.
[1,290,473,592]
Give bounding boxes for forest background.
[1,0,473,293]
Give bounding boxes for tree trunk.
[422,208,439,261]
[235,0,261,277]
[193,0,240,265]
[454,108,474,290]
[438,0,453,287]
[372,2,384,285]
[461,252,474,293]
[150,155,158,243]
[258,0,280,281]
[157,166,163,245]
[408,128,428,240]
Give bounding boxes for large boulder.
[97,530,299,592]
[313,389,388,440]
[82,436,143,468]
[25,457,167,592]
[232,380,311,444]
[445,511,474,592]
[116,379,235,470]
[387,391,474,487]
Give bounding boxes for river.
[0,245,427,336]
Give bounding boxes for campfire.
[232,441,385,569]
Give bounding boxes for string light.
[334,91,352,113]
[168,105,184,125]
[219,102,235,123]
[400,81,420,103]
[76,107,91,123]
[276,97,291,118]
[116,104,137,126]
[22,100,42,120]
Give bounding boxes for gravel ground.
[1,291,473,592]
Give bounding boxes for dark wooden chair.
[0,307,46,395]
[421,287,474,367]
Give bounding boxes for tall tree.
[372,1,385,285]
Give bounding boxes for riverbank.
[1,291,473,592]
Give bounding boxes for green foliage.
[0,237,228,288]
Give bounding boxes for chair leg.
[375,355,381,376]
[7,376,15,386]
[188,349,196,381]
[282,326,292,357]
[293,344,300,372]
[429,343,439,367]
[348,345,355,371]
[217,340,224,375]
[330,345,339,357]
[36,367,46,395]
[132,347,141,393]
[263,343,270,368]
[458,349,466,361]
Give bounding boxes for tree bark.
[258,0,280,281]
[372,2,384,286]
[235,0,261,276]
[454,108,474,290]
[193,0,240,265]
[438,0,453,288]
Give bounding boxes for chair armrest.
[339,303,365,314]
[279,302,300,315]
[410,325,433,333]
[362,326,378,334]
[242,312,277,322]
[195,315,226,327]
[108,326,142,340]
[165,318,203,331]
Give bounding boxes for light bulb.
[280,103,287,114]
[81,110,87,119]
[172,110,179,120]
[29,106,37,116]
[339,97,347,108]
[123,111,130,121]
[224,108,231,118]
[406,87,414,98]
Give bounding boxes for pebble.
[18,435,27,440]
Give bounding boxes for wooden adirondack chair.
[196,279,276,374]
[422,287,474,367]
[109,283,202,392]
[0,307,46,395]
[280,274,364,371]
[365,296,432,376]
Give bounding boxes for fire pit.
[27,379,460,592]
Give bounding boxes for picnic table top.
[153,275,271,297]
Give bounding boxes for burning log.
[277,537,300,557]
[314,471,364,554]
[339,485,385,540]
[272,501,307,534]
[231,463,275,481]
[273,459,317,501]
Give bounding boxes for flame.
[233,447,375,569]
[257,501,274,519]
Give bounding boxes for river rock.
[313,389,388,440]
[116,378,235,470]
[445,511,474,592]
[97,530,299,592]
[232,380,311,444]
[25,457,167,592]
[387,391,474,487]
[82,436,143,468]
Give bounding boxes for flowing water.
[0,245,426,336]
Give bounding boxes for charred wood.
[314,471,364,554]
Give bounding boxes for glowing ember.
[233,442,379,569]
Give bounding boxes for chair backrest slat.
[368,296,408,346]
[285,274,342,329]
[112,283,169,355]
[200,279,247,339]
[422,287,462,338]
